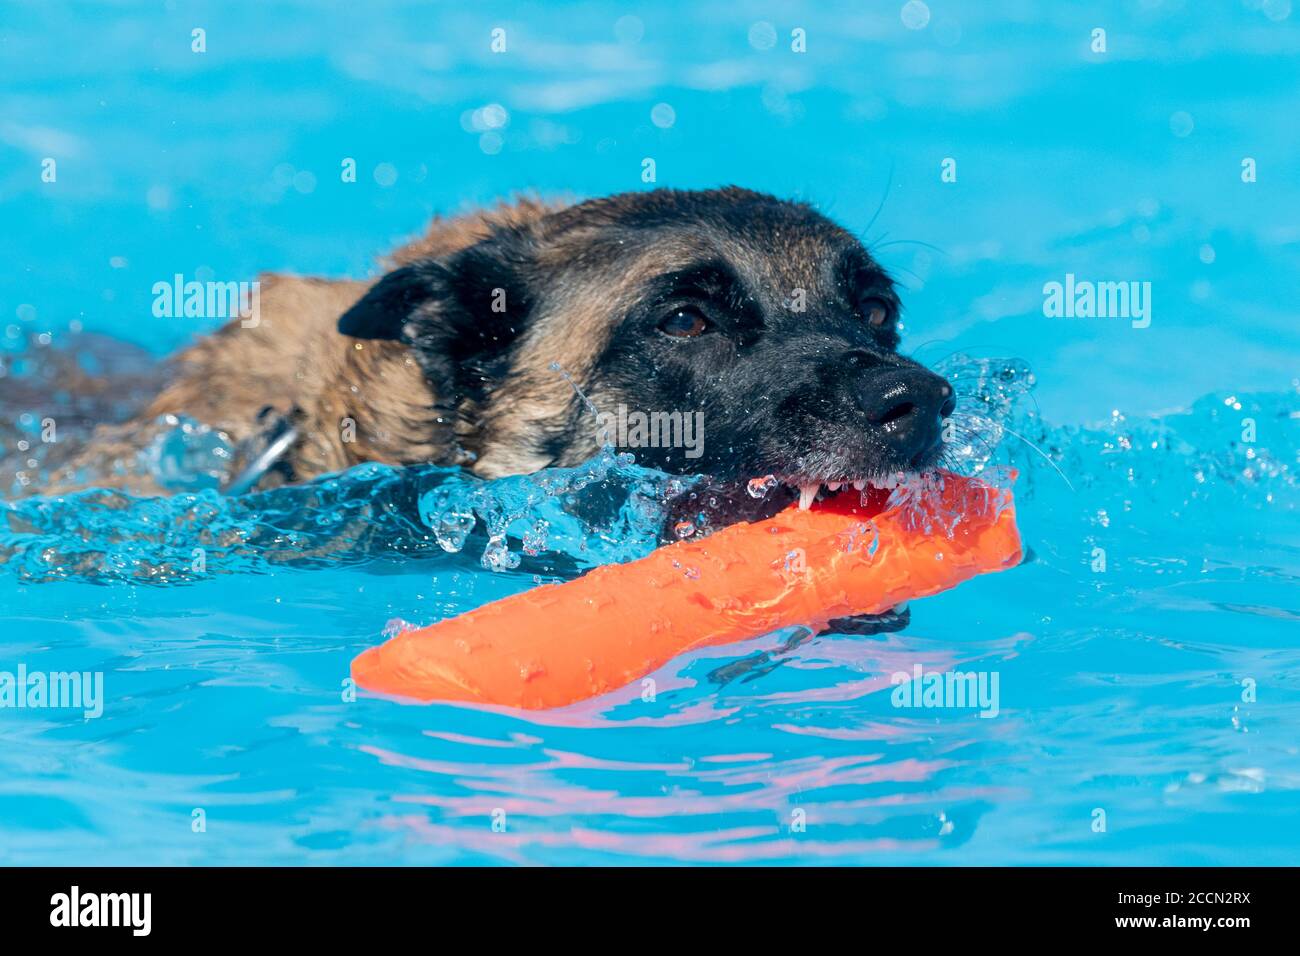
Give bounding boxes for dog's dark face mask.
[337,188,954,513]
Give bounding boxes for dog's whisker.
[874,237,948,257]
[860,162,895,238]
[1001,425,1075,491]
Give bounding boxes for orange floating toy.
[352,471,1021,709]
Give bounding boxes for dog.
[33,187,957,629]
[49,187,953,509]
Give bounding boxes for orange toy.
[352,471,1021,709]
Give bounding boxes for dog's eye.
[861,297,891,328]
[659,307,710,338]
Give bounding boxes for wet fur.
[36,189,949,636]
[48,188,946,515]
[45,198,562,493]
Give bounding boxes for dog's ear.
[336,262,444,341]
[337,230,537,404]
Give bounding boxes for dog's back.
[42,198,562,494]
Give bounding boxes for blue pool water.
[2,1,1298,864]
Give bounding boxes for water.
[2,1,1299,865]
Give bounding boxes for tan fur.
[467,264,648,477]
[387,195,568,266]
[50,198,566,493]
[459,228,719,477]
[44,188,848,497]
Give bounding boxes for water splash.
[2,345,1295,588]
[932,353,1036,478]
[417,445,684,573]
[930,352,1297,517]
[0,449,686,585]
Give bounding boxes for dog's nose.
[856,366,955,463]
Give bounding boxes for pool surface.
[1,1,1298,865]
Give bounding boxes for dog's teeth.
[852,479,866,491]
[827,481,842,491]
[797,483,818,511]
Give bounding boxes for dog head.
[338,187,953,501]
